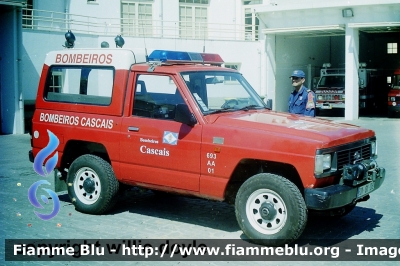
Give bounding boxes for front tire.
[67,154,119,214]
[235,173,307,246]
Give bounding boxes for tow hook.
[356,194,370,203]
[342,159,379,186]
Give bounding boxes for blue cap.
[290,70,305,78]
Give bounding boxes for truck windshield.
[393,74,400,89]
[180,71,266,115]
[318,76,345,88]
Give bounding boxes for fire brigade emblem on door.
[163,131,178,145]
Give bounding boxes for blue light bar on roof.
[148,50,223,65]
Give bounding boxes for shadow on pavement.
[296,206,383,246]
[59,188,239,233]
[58,187,383,243]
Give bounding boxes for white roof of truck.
[44,48,147,69]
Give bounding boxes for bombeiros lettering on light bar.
[148,50,224,65]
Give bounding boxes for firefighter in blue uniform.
[288,70,316,117]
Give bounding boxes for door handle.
[128,126,139,132]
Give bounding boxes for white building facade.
[0,0,399,134]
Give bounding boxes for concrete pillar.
[344,25,359,120]
[16,8,24,134]
[306,64,312,90]
[259,38,267,98]
[0,6,24,134]
[265,34,276,110]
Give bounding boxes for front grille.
[316,94,344,101]
[389,96,400,101]
[315,138,375,179]
[337,144,371,170]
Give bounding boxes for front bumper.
[388,105,400,112]
[305,163,385,210]
[316,103,345,110]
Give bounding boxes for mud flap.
[54,169,67,192]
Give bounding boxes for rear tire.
[235,173,307,246]
[67,154,119,214]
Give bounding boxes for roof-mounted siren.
[114,35,125,48]
[200,53,224,66]
[320,63,331,75]
[147,50,224,65]
[101,41,110,48]
[359,62,367,69]
[322,63,331,69]
[64,30,75,48]
[148,50,203,64]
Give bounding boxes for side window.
[132,74,185,119]
[44,66,114,105]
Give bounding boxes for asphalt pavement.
[0,116,399,266]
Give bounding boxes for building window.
[224,63,241,71]
[243,0,263,4]
[244,8,259,41]
[22,0,33,29]
[224,63,241,83]
[179,0,209,39]
[243,0,261,41]
[121,0,153,37]
[180,0,209,3]
[388,43,398,54]
[48,71,63,93]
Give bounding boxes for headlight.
[315,154,331,175]
[390,97,396,101]
[371,141,377,157]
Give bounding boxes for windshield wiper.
[205,107,236,115]
[206,105,262,115]
[238,105,263,111]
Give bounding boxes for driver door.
[119,73,202,191]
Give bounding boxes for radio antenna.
[141,20,149,61]
[203,31,206,52]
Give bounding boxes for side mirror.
[174,104,197,127]
[265,99,273,110]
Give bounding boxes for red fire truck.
[29,47,385,246]
[315,63,380,115]
[315,63,345,113]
